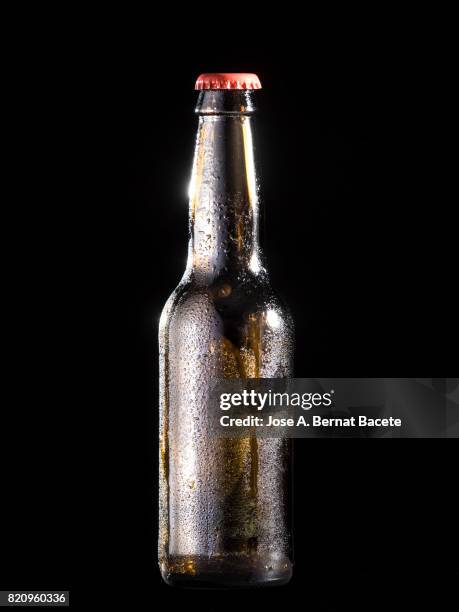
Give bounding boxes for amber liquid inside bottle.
[159,90,293,587]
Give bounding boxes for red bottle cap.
[195,73,262,90]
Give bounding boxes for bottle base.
[160,554,292,589]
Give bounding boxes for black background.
[1,14,457,611]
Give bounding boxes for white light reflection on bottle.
[266,309,281,329]
[249,251,261,274]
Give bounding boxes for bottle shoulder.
[160,272,293,333]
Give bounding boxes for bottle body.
[158,86,293,587]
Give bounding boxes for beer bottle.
[159,73,293,587]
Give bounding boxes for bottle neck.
[187,91,264,282]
